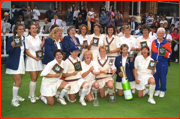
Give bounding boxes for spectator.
[53,8,62,19]
[107,13,115,26]
[170,13,178,25]
[163,22,168,29]
[85,8,88,20]
[135,12,142,24]
[45,6,54,22]
[85,15,93,34]
[115,11,124,31]
[163,14,168,21]
[100,9,107,33]
[42,18,51,34]
[171,17,179,28]
[164,28,172,43]
[100,4,106,12]
[75,13,85,29]
[49,13,64,31]
[170,28,179,62]
[160,17,168,25]
[88,8,96,23]
[144,13,149,24]
[11,4,17,20]
[158,13,162,21]
[3,12,14,28]
[151,16,160,28]
[146,12,154,26]
[154,13,160,22]
[18,5,27,21]
[160,23,164,28]
[149,26,157,38]
[94,17,100,24]
[117,27,124,38]
[65,5,74,26]
[18,15,23,24]
[154,22,160,32]
[73,7,80,25]
[24,6,33,28]
[133,24,142,35]
[12,19,21,33]
[114,9,118,17]
[80,6,87,20]
[32,5,40,21]
[35,20,41,34]
[128,17,138,35]
[169,24,175,34]
[1,20,6,35]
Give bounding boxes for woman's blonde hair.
[77,24,88,35]
[120,44,129,50]
[99,46,106,52]
[83,50,93,61]
[48,27,63,40]
[123,25,131,31]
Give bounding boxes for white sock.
[12,86,19,101]
[149,84,155,99]
[29,81,36,97]
[80,88,89,100]
[59,89,68,99]
[40,97,47,104]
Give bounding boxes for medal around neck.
[120,66,133,100]
[52,63,64,74]
[76,44,82,53]
[128,49,135,58]
[92,37,99,46]
[105,45,110,53]
[83,40,88,49]
[74,61,82,71]
[148,60,157,70]
[36,50,44,59]
[13,36,22,47]
[140,41,147,48]
[107,59,114,75]
[158,47,166,56]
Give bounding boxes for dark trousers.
[101,24,106,34]
[170,41,179,61]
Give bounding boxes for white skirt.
[25,56,43,71]
[67,78,86,94]
[40,79,63,97]
[136,74,154,90]
[116,81,136,90]
[6,54,25,74]
[96,77,113,89]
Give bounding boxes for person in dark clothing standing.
[80,6,87,21]
[75,13,85,29]
[18,5,27,21]
[65,5,74,26]
[45,6,54,22]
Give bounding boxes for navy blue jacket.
[5,35,26,70]
[42,38,63,64]
[61,35,80,59]
[115,55,135,82]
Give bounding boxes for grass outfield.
[1,63,179,118]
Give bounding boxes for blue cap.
[174,17,178,19]
[69,46,80,52]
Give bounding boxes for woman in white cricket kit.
[119,25,136,52]
[136,24,156,56]
[25,24,45,103]
[95,46,117,98]
[134,46,156,104]
[81,50,100,101]
[40,49,71,105]
[88,23,104,59]
[5,24,26,107]
[75,24,89,61]
[62,46,89,106]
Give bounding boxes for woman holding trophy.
[25,24,45,103]
[114,44,136,96]
[95,46,116,98]
[134,46,156,104]
[5,24,26,107]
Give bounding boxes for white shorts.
[136,74,154,90]
[116,81,136,90]
[96,77,113,89]
[67,78,86,94]
[40,79,62,97]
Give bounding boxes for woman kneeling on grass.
[40,49,71,105]
[134,46,156,104]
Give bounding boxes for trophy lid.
[120,66,127,78]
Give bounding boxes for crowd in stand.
[1,4,179,107]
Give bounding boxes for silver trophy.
[93,90,99,106]
[107,59,114,75]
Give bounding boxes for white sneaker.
[159,91,165,98]
[17,95,25,102]
[143,89,149,96]
[148,98,156,104]
[28,95,39,100]
[11,100,20,107]
[55,91,61,98]
[131,89,135,94]
[154,90,160,96]
[30,97,36,103]
[175,59,178,63]
[57,98,67,105]
[79,99,87,106]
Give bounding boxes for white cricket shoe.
[17,95,25,102]
[148,98,156,104]
[159,91,165,98]
[11,100,20,107]
[57,98,67,105]
[79,99,87,106]
[28,95,39,100]
[30,97,36,103]
[154,90,160,96]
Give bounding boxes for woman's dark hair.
[120,44,129,50]
[50,24,59,31]
[13,24,24,35]
[53,49,63,57]
[77,24,88,35]
[174,28,178,32]
[106,24,116,35]
[28,24,36,35]
[141,24,151,33]
[141,46,150,56]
